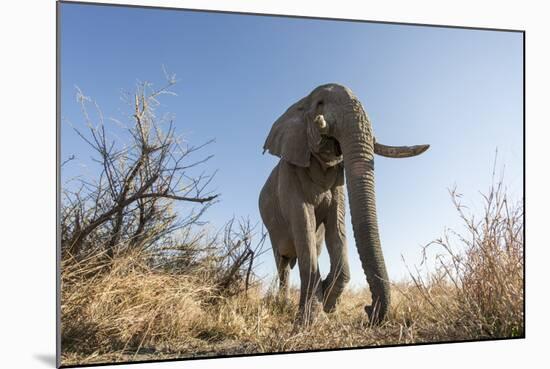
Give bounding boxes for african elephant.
[258,83,429,325]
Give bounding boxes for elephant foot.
[321,278,345,314]
[294,300,322,329]
[364,302,388,325]
[322,294,338,313]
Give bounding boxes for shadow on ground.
[33,353,57,367]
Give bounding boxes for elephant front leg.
[322,184,351,313]
[292,207,323,326]
[296,252,323,326]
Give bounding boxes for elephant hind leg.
[269,234,294,300]
[275,253,291,300]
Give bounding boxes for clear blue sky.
[60,3,523,287]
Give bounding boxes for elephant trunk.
[337,102,390,325]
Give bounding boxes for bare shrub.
[154,217,268,296]
[213,218,268,295]
[396,176,524,339]
[61,76,218,260]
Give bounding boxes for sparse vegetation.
[60,178,523,366]
[60,77,523,366]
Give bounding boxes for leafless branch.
[61,75,218,260]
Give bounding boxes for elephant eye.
[315,100,324,111]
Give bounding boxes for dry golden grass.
[60,182,523,366]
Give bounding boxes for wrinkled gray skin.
[259,84,429,326]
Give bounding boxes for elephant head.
[263,84,429,323]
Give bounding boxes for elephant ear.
[263,97,311,167]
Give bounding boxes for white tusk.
[374,141,430,158]
[314,114,327,129]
